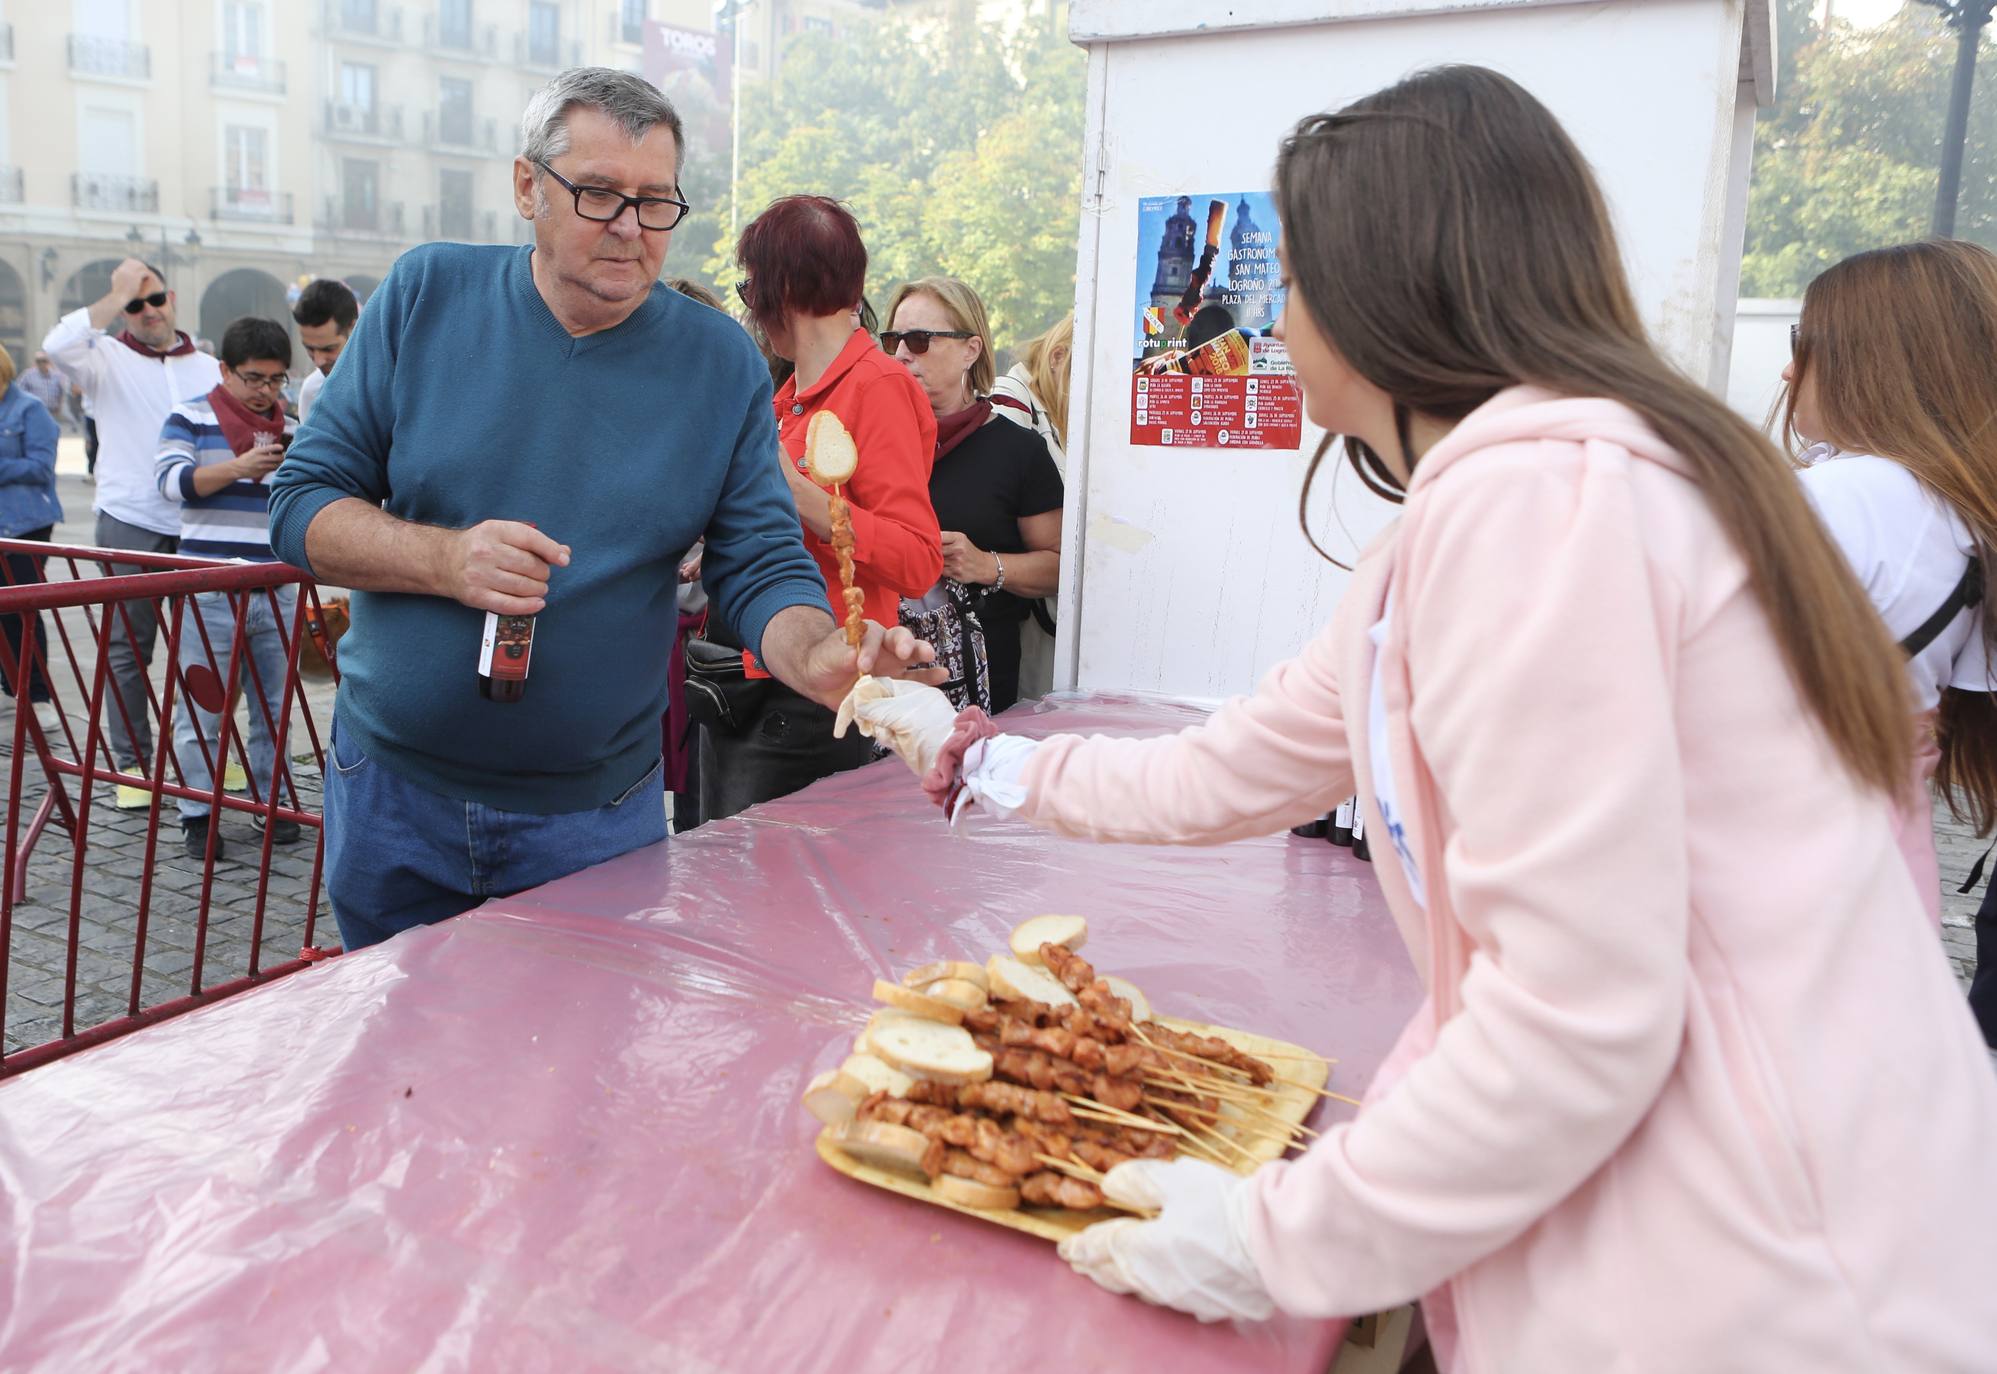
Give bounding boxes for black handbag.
[683,636,771,734]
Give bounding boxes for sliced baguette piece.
[839,1053,915,1098]
[1101,975,1151,1023]
[858,1008,932,1057]
[901,959,989,992]
[868,1018,994,1084]
[924,977,989,1012]
[802,1070,867,1128]
[804,410,859,485]
[832,1120,932,1176]
[1010,914,1088,966]
[986,954,1079,1009]
[932,1174,1020,1211]
[872,978,966,1026]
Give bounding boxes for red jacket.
[772,326,941,633]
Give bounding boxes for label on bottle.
[479,611,535,682]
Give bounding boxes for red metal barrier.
[0,539,342,1077]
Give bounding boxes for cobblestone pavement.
[1,448,1986,1059]
[2,457,338,1056]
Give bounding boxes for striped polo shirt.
[154,393,295,562]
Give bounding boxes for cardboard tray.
[815,1014,1333,1242]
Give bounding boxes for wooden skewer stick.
[1133,1025,1275,1083]
[1058,1093,1186,1135]
[1139,1106,1230,1165]
[1141,1096,1303,1151]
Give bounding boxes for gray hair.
[519,67,685,171]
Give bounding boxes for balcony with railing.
[324,100,404,143]
[324,0,403,44]
[424,207,497,243]
[73,173,158,213]
[423,15,497,58]
[0,167,23,205]
[515,31,579,70]
[211,51,286,94]
[68,35,150,80]
[317,197,405,237]
[423,111,500,155]
[212,186,295,224]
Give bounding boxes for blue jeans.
[173,585,297,820]
[323,720,668,950]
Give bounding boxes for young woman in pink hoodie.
[853,65,1997,1372]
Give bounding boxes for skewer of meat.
[1020,1171,1106,1211]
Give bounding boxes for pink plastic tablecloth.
[0,692,1422,1374]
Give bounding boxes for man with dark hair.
[43,257,221,806]
[291,279,359,423]
[270,68,934,949]
[156,316,299,860]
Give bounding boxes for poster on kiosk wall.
[1130,191,1304,451]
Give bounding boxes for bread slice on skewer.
[872,978,967,1026]
[804,410,859,485]
[933,1174,1020,1211]
[840,1053,915,1098]
[985,955,1079,1008]
[901,959,989,993]
[868,1018,994,1084]
[833,1120,933,1176]
[1010,915,1087,966]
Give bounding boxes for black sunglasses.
[880,329,972,355]
[534,159,689,231]
[123,291,168,315]
[1790,323,1801,353]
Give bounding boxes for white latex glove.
[833,676,960,777]
[1056,1157,1277,1323]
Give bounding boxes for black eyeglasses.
[880,329,972,355]
[534,159,689,231]
[123,291,168,315]
[1790,323,1801,354]
[735,278,751,306]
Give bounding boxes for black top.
[928,415,1065,711]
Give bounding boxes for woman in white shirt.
[1783,239,1997,930]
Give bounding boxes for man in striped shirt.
[155,316,300,860]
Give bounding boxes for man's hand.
[233,442,285,483]
[940,530,995,586]
[108,258,154,304]
[796,620,944,709]
[436,520,571,616]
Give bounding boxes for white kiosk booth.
[1054,0,1774,699]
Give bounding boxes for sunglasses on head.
[879,329,971,355]
[123,291,168,315]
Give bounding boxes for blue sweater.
[269,244,827,813]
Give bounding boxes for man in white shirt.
[43,257,221,802]
[290,279,357,423]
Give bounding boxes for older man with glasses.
[43,256,221,807]
[269,67,934,951]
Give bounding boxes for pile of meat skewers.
[806,915,1326,1216]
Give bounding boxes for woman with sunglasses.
[885,278,1064,712]
[1780,242,1997,940]
[699,196,942,823]
[855,66,1997,1370]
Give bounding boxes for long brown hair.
[1788,240,1997,829]
[1275,65,1910,796]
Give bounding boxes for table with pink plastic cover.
[0,692,1423,1374]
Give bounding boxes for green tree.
[1743,4,1997,295]
[694,4,1086,348]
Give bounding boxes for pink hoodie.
[1019,390,1997,1371]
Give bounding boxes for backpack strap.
[1902,557,1983,658]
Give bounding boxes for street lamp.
[714,0,747,244]
[1918,0,1996,236]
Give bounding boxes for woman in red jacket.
[700,196,943,820]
